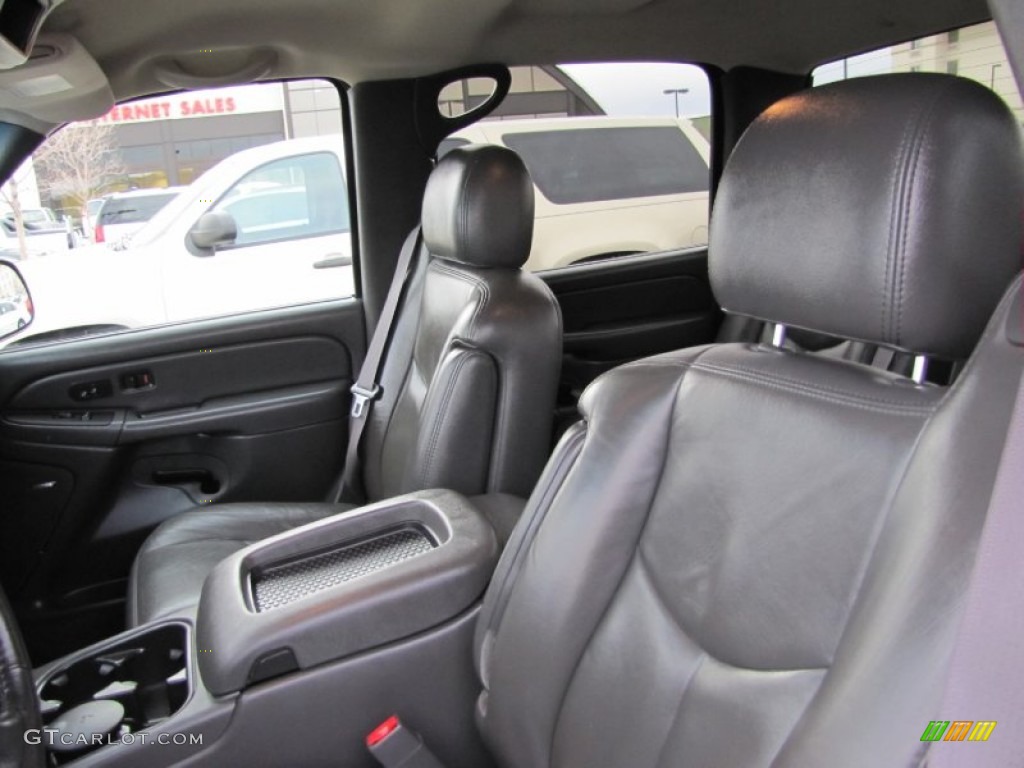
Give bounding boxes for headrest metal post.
[771,324,788,349]
[912,355,930,385]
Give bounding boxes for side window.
[813,21,1021,124]
[3,78,351,348]
[213,152,348,247]
[444,63,711,272]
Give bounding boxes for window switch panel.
[121,371,155,391]
[69,379,113,402]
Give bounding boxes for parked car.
[9,138,353,341]
[0,217,70,256]
[11,207,59,226]
[447,116,711,270]
[0,296,31,335]
[94,187,184,245]
[81,197,106,240]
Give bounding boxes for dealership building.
[84,67,602,191]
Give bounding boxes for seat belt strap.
[330,227,422,504]
[927,362,1024,766]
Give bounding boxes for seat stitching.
[418,351,472,488]
[430,261,490,335]
[620,357,935,414]
[766,391,937,767]
[882,98,919,342]
[548,346,712,761]
[691,360,937,411]
[478,423,588,669]
[634,552,709,768]
[894,83,950,346]
[690,365,934,415]
[636,549,830,675]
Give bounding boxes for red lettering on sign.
[94,93,243,124]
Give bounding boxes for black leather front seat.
[469,74,1022,766]
[129,145,561,625]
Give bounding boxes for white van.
[447,116,711,271]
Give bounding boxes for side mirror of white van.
[189,212,237,253]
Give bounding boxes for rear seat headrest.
[422,144,535,270]
[710,73,1023,360]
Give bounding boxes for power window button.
[121,371,155,391]
[69,380,112,402]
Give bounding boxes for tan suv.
[446,116,711,271]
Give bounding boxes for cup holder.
[37,623,189,761]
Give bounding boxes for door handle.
[151,468,221,495]
[313,254,352,269]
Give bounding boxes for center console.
[196,489,499,695]
[34,489,502,767]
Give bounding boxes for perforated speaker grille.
[251,528,435,612]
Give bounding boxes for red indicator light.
[366,715,400,747]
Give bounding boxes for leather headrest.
[422,144,534,270]
[710,74,1023,360]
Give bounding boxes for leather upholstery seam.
[690,361,937,411]
[690,366,934,415]
[476,424,588,693]
[418,350,473,488]
[430,261,490,335]
[896,83,949,346]
[487,353,509,492]
[767,413,933,767]
[884,83,951,345]
[480,424,588,649]
[456,150,482,262]
[883,101,917,342]
[633,555,711,768]
[621,357,936,413]
[548,350,703,760]
[424,264,497,478]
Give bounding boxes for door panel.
[0,299,365,663]
[540,248,721,429]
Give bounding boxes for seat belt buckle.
[366,715,445,768]
[350,383,381,419]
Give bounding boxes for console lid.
[196,489,498,695]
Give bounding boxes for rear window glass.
[99,193,177,225]
[502,126,707,204]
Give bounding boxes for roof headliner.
[42,0,991,102]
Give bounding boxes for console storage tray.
[196,489,498,695]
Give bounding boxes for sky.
[559,49,895,119]
[559,63,711,118]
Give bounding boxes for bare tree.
[0,180,30,259]
[33,122,125,208]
